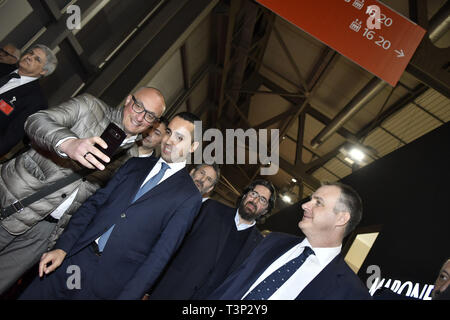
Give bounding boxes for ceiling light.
[349,148,365,161]
[291,178,297,183]
[281,194,292,204]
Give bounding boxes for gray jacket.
[0,93,137,246]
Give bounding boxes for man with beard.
[147,179,276,300]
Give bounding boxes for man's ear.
[39,69,48,77]
[336,211,351,228]
[125,95,132,106]
[190,168,195,176]
[190,141,200,153]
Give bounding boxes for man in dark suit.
[209,182,371,300]
[19,112,203,300]
[0,44,57,158]
[189,163,221,202]
[148,179,277,300]
[0,44,20,74]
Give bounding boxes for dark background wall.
[260,122,450,294]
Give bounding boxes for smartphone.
[94,122,126,165]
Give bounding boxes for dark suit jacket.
[55,157,202,300]
[149,199,263,299]
[0,70,47,156]
[209,232,372,300]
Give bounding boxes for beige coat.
[0,93,137,247]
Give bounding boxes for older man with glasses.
[0,44,21,69]
[0,87,165,295]
[0,44,57,158]
[147,179,277,300]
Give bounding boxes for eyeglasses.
[247,190,269,207]
[0,48,17,60]
[131,95,159,123]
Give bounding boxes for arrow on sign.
[395,49,404,58]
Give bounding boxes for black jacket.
[0,69,47,157]
[149,199,263,299]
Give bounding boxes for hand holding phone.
[59,123,126,170]
[93,123,126,165]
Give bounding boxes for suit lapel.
[123,157,158,205]
[228,235,302,298]
[295,254,344,300]
[129,165,188,206]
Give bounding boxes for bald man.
[0,87,166,294]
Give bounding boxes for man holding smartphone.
[20,112,202,300]
[0,87,165,295]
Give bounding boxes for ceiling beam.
[83,0,218,105]
[406,0,450,98]
[215,0,241,126]
[357,83,429,140]
[165,63,214,119]
[295,113,306,165]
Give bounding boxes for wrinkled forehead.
[197,165,217,179]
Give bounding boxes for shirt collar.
[139,149,154,158]
[298,238,341,267]
[13,69,38,85]
[234,209,256,231]
[155,156,186,172]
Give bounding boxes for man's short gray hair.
[28,44,58,77]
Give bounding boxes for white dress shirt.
[138,157,186,188]
[0,69,37,95]
[234,209,256,231]
[242,238,341,300]
[93,157,185,244]
[50,136,138,219]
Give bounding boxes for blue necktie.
[97,162,170,252]
[243,246,315,300]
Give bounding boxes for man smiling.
[0,87,164,295]
[209,182,371,300]
[20,112,202,300]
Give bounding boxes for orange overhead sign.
[256,0,426,86]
